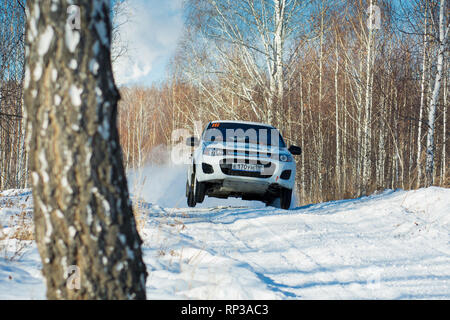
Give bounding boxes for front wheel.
[186,176,196,207]
[194,179,206,203]
[280,188,292,210]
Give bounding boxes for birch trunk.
[417,1,429,188]
[425,0,448,186]
[335,41,341,193]
[24,0,147,299]
[273,0,285,128]
[317,4,325,200]
[441,63,447,185]
[299,73,305,202]
[356,51,364,185]
[377,92,386,188]
[362,0,375,194]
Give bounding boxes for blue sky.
[112,0,184,87]
[111,0,407,87]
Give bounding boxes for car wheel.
[280,188,292,210]
[194,179,206,203]
[265,197,275,207]
[185,180,189,198]
[186,175,196,207]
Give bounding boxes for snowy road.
[140,187,450,299]
[0,187,449,299]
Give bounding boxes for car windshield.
[203,122,286,148]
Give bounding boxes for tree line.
[118,0,449,204]
[0,0,448,205]
[0,0,26,190]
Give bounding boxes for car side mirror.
[288,145,301,155]
[186,136,200,147]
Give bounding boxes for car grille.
[222,149,272,158]
[219,158,276,178]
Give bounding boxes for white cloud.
[112,0,183,86]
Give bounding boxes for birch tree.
[441,60,447,184]
[24,0,147,299]
[416,0,429,187]
[425,0,448,186]
[334,34,341,192]
[184,0,310,126]
[361,0,377,195]
[0,0,27,190]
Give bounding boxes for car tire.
[185,180,190,198]
[280,188,292,210]
[195,179,206,203]
[187,175,196,207]
[265,197,275,207]
[187,190,196,207]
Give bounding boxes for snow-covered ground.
[1,168,449,299]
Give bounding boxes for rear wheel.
[265,197,276,207]
[280,188,292,210]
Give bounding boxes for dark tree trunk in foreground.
[24,0,147,299]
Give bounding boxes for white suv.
[186,120,301,209]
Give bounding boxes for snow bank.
[0,186,449,299]
[139,187,450,299]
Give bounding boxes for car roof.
[210,120,276,129]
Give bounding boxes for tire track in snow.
[248,216,351,298]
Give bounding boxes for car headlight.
[278,153,293,162]
[203,148,224,156]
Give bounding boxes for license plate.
[231,163,263,173]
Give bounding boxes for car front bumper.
[195,154,296,193]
